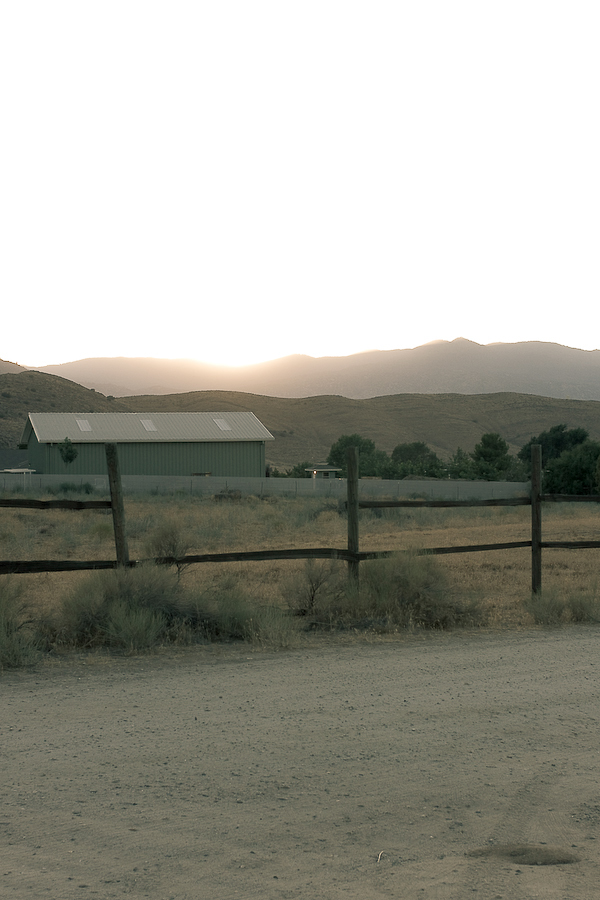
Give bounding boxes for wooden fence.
[1,444,599,594]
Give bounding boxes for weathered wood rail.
[1,445,599,593]
[0,498,112,510]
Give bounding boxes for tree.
[361,449,390,478]
[518,424,589,474]
[391,442,442,477]
[58,437,78,468]
[327,434,388,478]
[447,447,476,479]
[282,460,312,478]
[543,440,600,495]
[470,433,513,480]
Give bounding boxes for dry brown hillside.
[119,389,600,470]
[0,371,129,455]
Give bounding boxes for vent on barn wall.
[140,419,157,432]
[213,418,232,431]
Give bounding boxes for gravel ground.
[3,627,600,899]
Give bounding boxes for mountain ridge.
[26,339,600,400]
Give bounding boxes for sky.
[2,2,599,369]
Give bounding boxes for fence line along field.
[2,470,600,669]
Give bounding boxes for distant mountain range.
[19,339,600,401]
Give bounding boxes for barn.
[19,412,274,477]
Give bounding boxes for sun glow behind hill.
[25,340,600,402]
[2,5,600,368]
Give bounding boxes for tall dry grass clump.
[143,516,192,561]
[195,575,299,649]
[287,552,485,632]
[59,564,184,650]
[524,585,600,625]
[57,563,300,653]
[0,576,41,669]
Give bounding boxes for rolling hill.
[32,339,600,400]
[3,368,600,471]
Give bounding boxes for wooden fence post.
[531,443,542,594]
[105,443,130,567]
[347,446,359,583]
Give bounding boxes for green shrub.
[60,564,182,648]
[104,602,166,651]
[524,588,568,624]
[294,552,484,632]
[192,579,254,640]
[58,564,298,651]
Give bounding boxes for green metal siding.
[26,437,266,477]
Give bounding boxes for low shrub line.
[3,549,600,671]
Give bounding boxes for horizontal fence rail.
[0,543,537,575]
[541,540,600,549]
[0,498,112,510]
[358,497,531,509]
[540,494,600,503]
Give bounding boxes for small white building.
[305,463,342,480]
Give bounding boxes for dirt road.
[3,628,600,899]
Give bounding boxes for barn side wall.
[25,437,266,477]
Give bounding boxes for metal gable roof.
[21,412,274,444]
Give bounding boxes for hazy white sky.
[2,2,599,368]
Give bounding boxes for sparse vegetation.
[286,553,484,632]
[0,577,41,669]
[55,563,301,653]
[143,517,192,561]
[49,481,97,495]
[59,564,184,650]
[524,584,600,625]
[1,490,600,669]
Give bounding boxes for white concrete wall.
[1,472,530,500]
